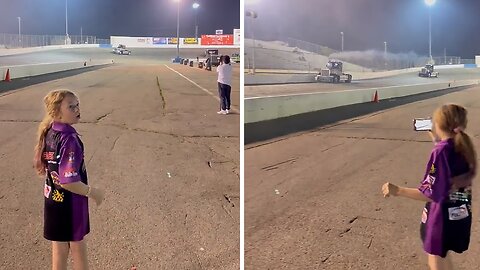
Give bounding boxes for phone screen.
[414,118,432,131]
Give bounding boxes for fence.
[0,33,110,48]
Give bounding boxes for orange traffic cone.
[372,90,379,103]
[4,68,11,82]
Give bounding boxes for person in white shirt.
[216,55,233,115]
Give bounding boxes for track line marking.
[164,65,238,113]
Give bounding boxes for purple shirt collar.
[52,121,77,134]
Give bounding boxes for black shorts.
[420,200,471,257]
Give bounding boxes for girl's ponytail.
[33,115,53,175]
[454,130,477,174]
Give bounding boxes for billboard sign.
[201,35,234,45]
[183,38,199,44]
[153,37,168,45]
[167,37,178,44]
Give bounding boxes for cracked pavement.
[0,54,240,269]
[245,85,480,269]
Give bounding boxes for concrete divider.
[245,80,479,123]
[1,59,114,81]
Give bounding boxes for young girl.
[34,90,104,270]
[382,104,476,270]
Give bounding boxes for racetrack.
[245,85,480,269]
[245,67,480,98]
[0,48,240,269]
[0,47,240,66]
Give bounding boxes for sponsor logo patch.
[421,207,428,223]
[44,183,51,198]
[52,190,64,203]
[448,204,469,220]
[50,171,61,185]
[429,164,436,174]
[64,170,78,178]
[43,152,55,160]
[68,152,75,163]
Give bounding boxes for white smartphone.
[413,118,433,131]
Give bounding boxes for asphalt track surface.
[0,48,240,269]
[245,68,480,98]
[0,47,240,66]
[245,85,480,269]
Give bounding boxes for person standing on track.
[382,104,476,270]
[216,55,232,115]
[34,90,104,270]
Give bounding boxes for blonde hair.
[33,90,76,175]
[433,104,477,174]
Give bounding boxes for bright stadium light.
[193,3,200,39]
[425,0,436,6]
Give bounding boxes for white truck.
[113,44,131,55]
[315,60,352,83]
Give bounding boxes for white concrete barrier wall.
[110,36,239,49]
[245,80,479,123]
[1,59,114,81]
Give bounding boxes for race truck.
[315,60,352,83]
[418,64,439,78]
[113,44,131,55]
[231,53,240,63]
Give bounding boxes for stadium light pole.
[17,17,21,46]
[65,0,69,45]
[193,3,199,40]
[384,41,387,69]
[174,0,181,61]
[425,0,435,63]
[246,10,258,74]
[340,32,344,52]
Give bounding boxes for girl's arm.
[61,181,104,205]
[382,182,432,202]
[397,187,432,202]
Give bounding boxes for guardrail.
[244,80,480,123]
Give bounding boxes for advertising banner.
[234,29,240,45]
[167,37,178,44]
[201,35,234,45]
[183,38,199,44]
[135,37,152,44]
[153,37,168,45]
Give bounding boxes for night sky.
[245,0,480,58]
[0,0,240,39]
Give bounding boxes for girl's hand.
[428,130,439,143]
[90,187,105,206]
[382,182,399,197]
